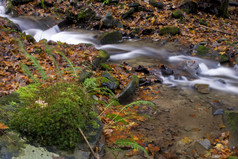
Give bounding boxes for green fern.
[114,139,149,157]
[18,40,48,81]
[44,42,62,77]
[57,51,80,77]
[20,64,39,83]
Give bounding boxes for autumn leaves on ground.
[0,0,238,158]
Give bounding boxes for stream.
[1,0,238,158]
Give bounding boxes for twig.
[199,25,234,35]
[0,129,17,146]
[78,127,99,159]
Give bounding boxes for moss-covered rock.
[100,63,113,71]
[10,82,100,150]
[92,50,110,69]
[159,26,180,35]
[224,110,238,131]
[78,69,93,83]
[149,0,164,9]
[118,75,139,104]
[99,31,123,45]
[198,19,208,26]
[218,54,229,63]
[196,45,210,56]
[101,71,119,91]
[172,9,184,18]
[66,8,95,24]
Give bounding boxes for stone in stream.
[194,84,210,94]
[195,44,210,56]
[160,65,174,76]
[99,31,123,45]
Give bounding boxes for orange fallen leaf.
[0,123,9,130]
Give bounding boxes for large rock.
[99,31,123,45]
[102,12,114,28]
[92,50,110,69]
[118,75,139,104]
[159,26,180,36]
[196,45,210,56]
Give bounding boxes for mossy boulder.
[224,110,238,131]
[172,10,184,18]
[149,0,164,9]
[118,75,139,104]
[92,50,110,69]
[78,69,93,83]
[9,83,100,150]
[218,54,229,63]
[101,71,119,91]
[196,45,210,56]
[99,31,123,45]
[159,26,180,36]
[3,17,21,31]
[66,8,95,24]
[198,19,208,26]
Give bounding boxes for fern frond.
[57,51,81,77]
[44,42,62,77]
[20,64,39,83]
[115,139,149,157]
[18,40,48,80]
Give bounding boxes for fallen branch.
[78,127,99,159]
[199,25,234,35]
[0,129,16,146]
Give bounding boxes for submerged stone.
[194,84,210,94]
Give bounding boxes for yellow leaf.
[0,123,9,130]
[219,52,226,55]
[181,137,193,144]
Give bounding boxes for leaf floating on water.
[0,123,9,130]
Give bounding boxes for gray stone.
[194,139,211,153]
[118,75,139,104]
[102,12,114,28]
[213,109,224,116]
[101,71,119,91]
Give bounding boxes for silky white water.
[1,1,238,94]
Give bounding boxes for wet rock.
[92,50,110,69]
[101,71,119,91]
[213,109,224,116]
[194,139,211,153]
[26,34,36,43]
[159,26,180,36]
[47,40,57,45]
[134,65,150,74]
[11,0,33,6]
[149,0,164,9]
[194,84,210,94]
[3,17,21,32]
[118,75,139,104]
[218,54,229,63]
[184,60,201,78]
[102,12,114,28]
[122,8,135,19]
[179,0,198,13]
[224,110,238,131]
[99,31,123,45]
[160,65,174,76]
[172,9,184,18]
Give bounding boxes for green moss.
[77,8,95,21]
[196,45,210,56]
[100,63,113,71]
[10,82,98,150]
[198,19,208,26]
[99,50,110,60]
[219,54,229,63]
[159,26,180,36]
[172,10,183,18]
[225,111,238,131]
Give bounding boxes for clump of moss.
[10,82,98,150]
[196,45,210,56]
[225,111,238,131]
[159,26,180,35]
[172,9,184,18]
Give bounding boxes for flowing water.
[1,1,238,158]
